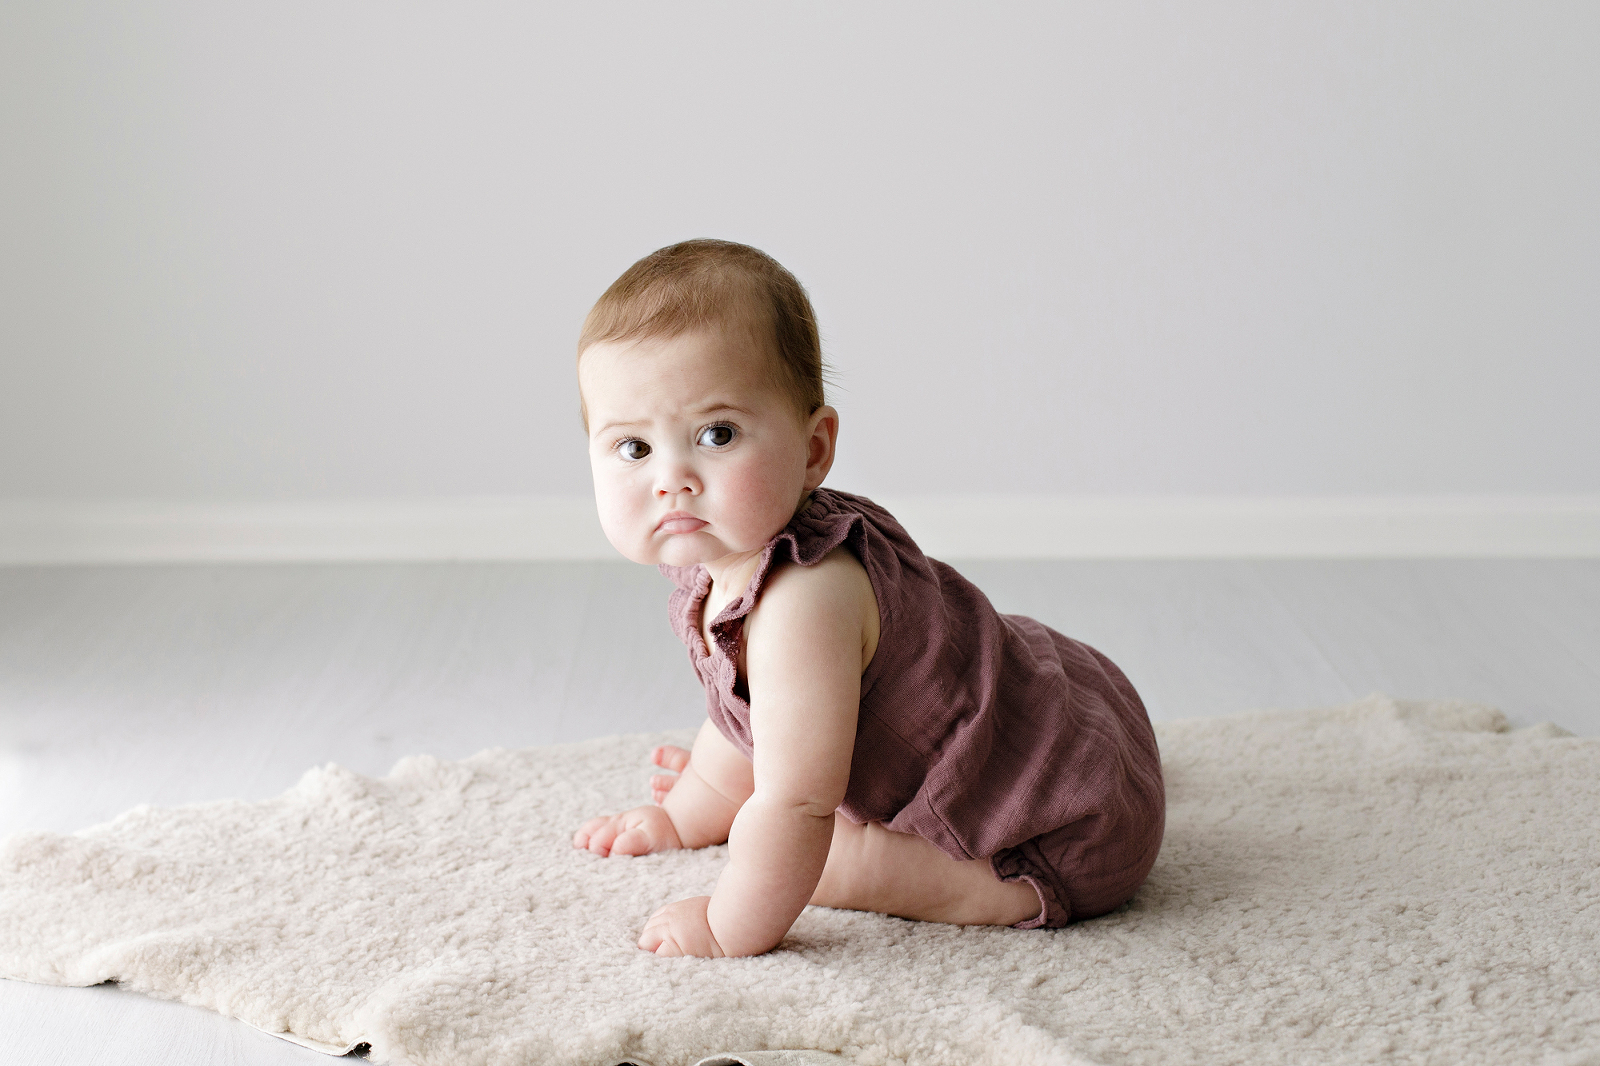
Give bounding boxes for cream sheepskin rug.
[1,695,1595,1066]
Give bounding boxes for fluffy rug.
[1,694,1595,1066]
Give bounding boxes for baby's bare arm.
[701,550,869,957]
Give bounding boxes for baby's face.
[579,325,833,569]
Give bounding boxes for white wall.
[1,4,1596,553]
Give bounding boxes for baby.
[572,240,1165,958]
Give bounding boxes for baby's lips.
[655,510,707,534]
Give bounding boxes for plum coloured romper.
[660,488,1165,928]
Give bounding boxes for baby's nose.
[653,464,702,497]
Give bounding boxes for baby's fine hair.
[578,239,826,423]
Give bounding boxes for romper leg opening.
[990,846,1072,929]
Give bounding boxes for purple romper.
[660,488,1165,928]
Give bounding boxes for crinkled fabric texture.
[661,488,1166,930]
[1,694,1596,1066]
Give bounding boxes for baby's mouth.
[656,512,708,535]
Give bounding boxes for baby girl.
[572,240,1165,958]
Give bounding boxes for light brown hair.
[577,240,826,426]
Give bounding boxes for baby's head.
[577,240,839,569]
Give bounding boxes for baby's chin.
[650,533,732,569]
[645,529,774,570]
[602,530,709,568]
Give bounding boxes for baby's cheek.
[721,459,803,545]
[593,479,653,563]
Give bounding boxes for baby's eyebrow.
[592,403,754,437]
[593,419,645,436]
[690,402,754,418]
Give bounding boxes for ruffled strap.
[703,490,865,638]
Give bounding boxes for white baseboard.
[880,495,1600,560]
[1,495,1598,565]
[0,498,612,565]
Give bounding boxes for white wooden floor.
[1,559,1596,1064]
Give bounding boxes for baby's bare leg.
[658,720,754,849]
[810,815,1041,927]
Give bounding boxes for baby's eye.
[697,424,736,448]
[617,439,651,461]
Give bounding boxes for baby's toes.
[651,746,691,774]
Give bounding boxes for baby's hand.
[648,744,691,805]
[572,804,683,857]
[638,895,724,958]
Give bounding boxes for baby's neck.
[701,490,814,598]
[703,549,765,605]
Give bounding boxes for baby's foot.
[573,804,683,857]
[649,745,691,806]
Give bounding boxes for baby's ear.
[804,405,840,489]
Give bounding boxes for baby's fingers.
[638,910,664,950]
[608,825,655,856]
[580,818,621,856]
[572,815,609,850]
[637,914,682,956]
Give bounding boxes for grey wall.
[2,2,1596,503]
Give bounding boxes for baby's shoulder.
[764,544,872,600]
[752,547,879,645]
